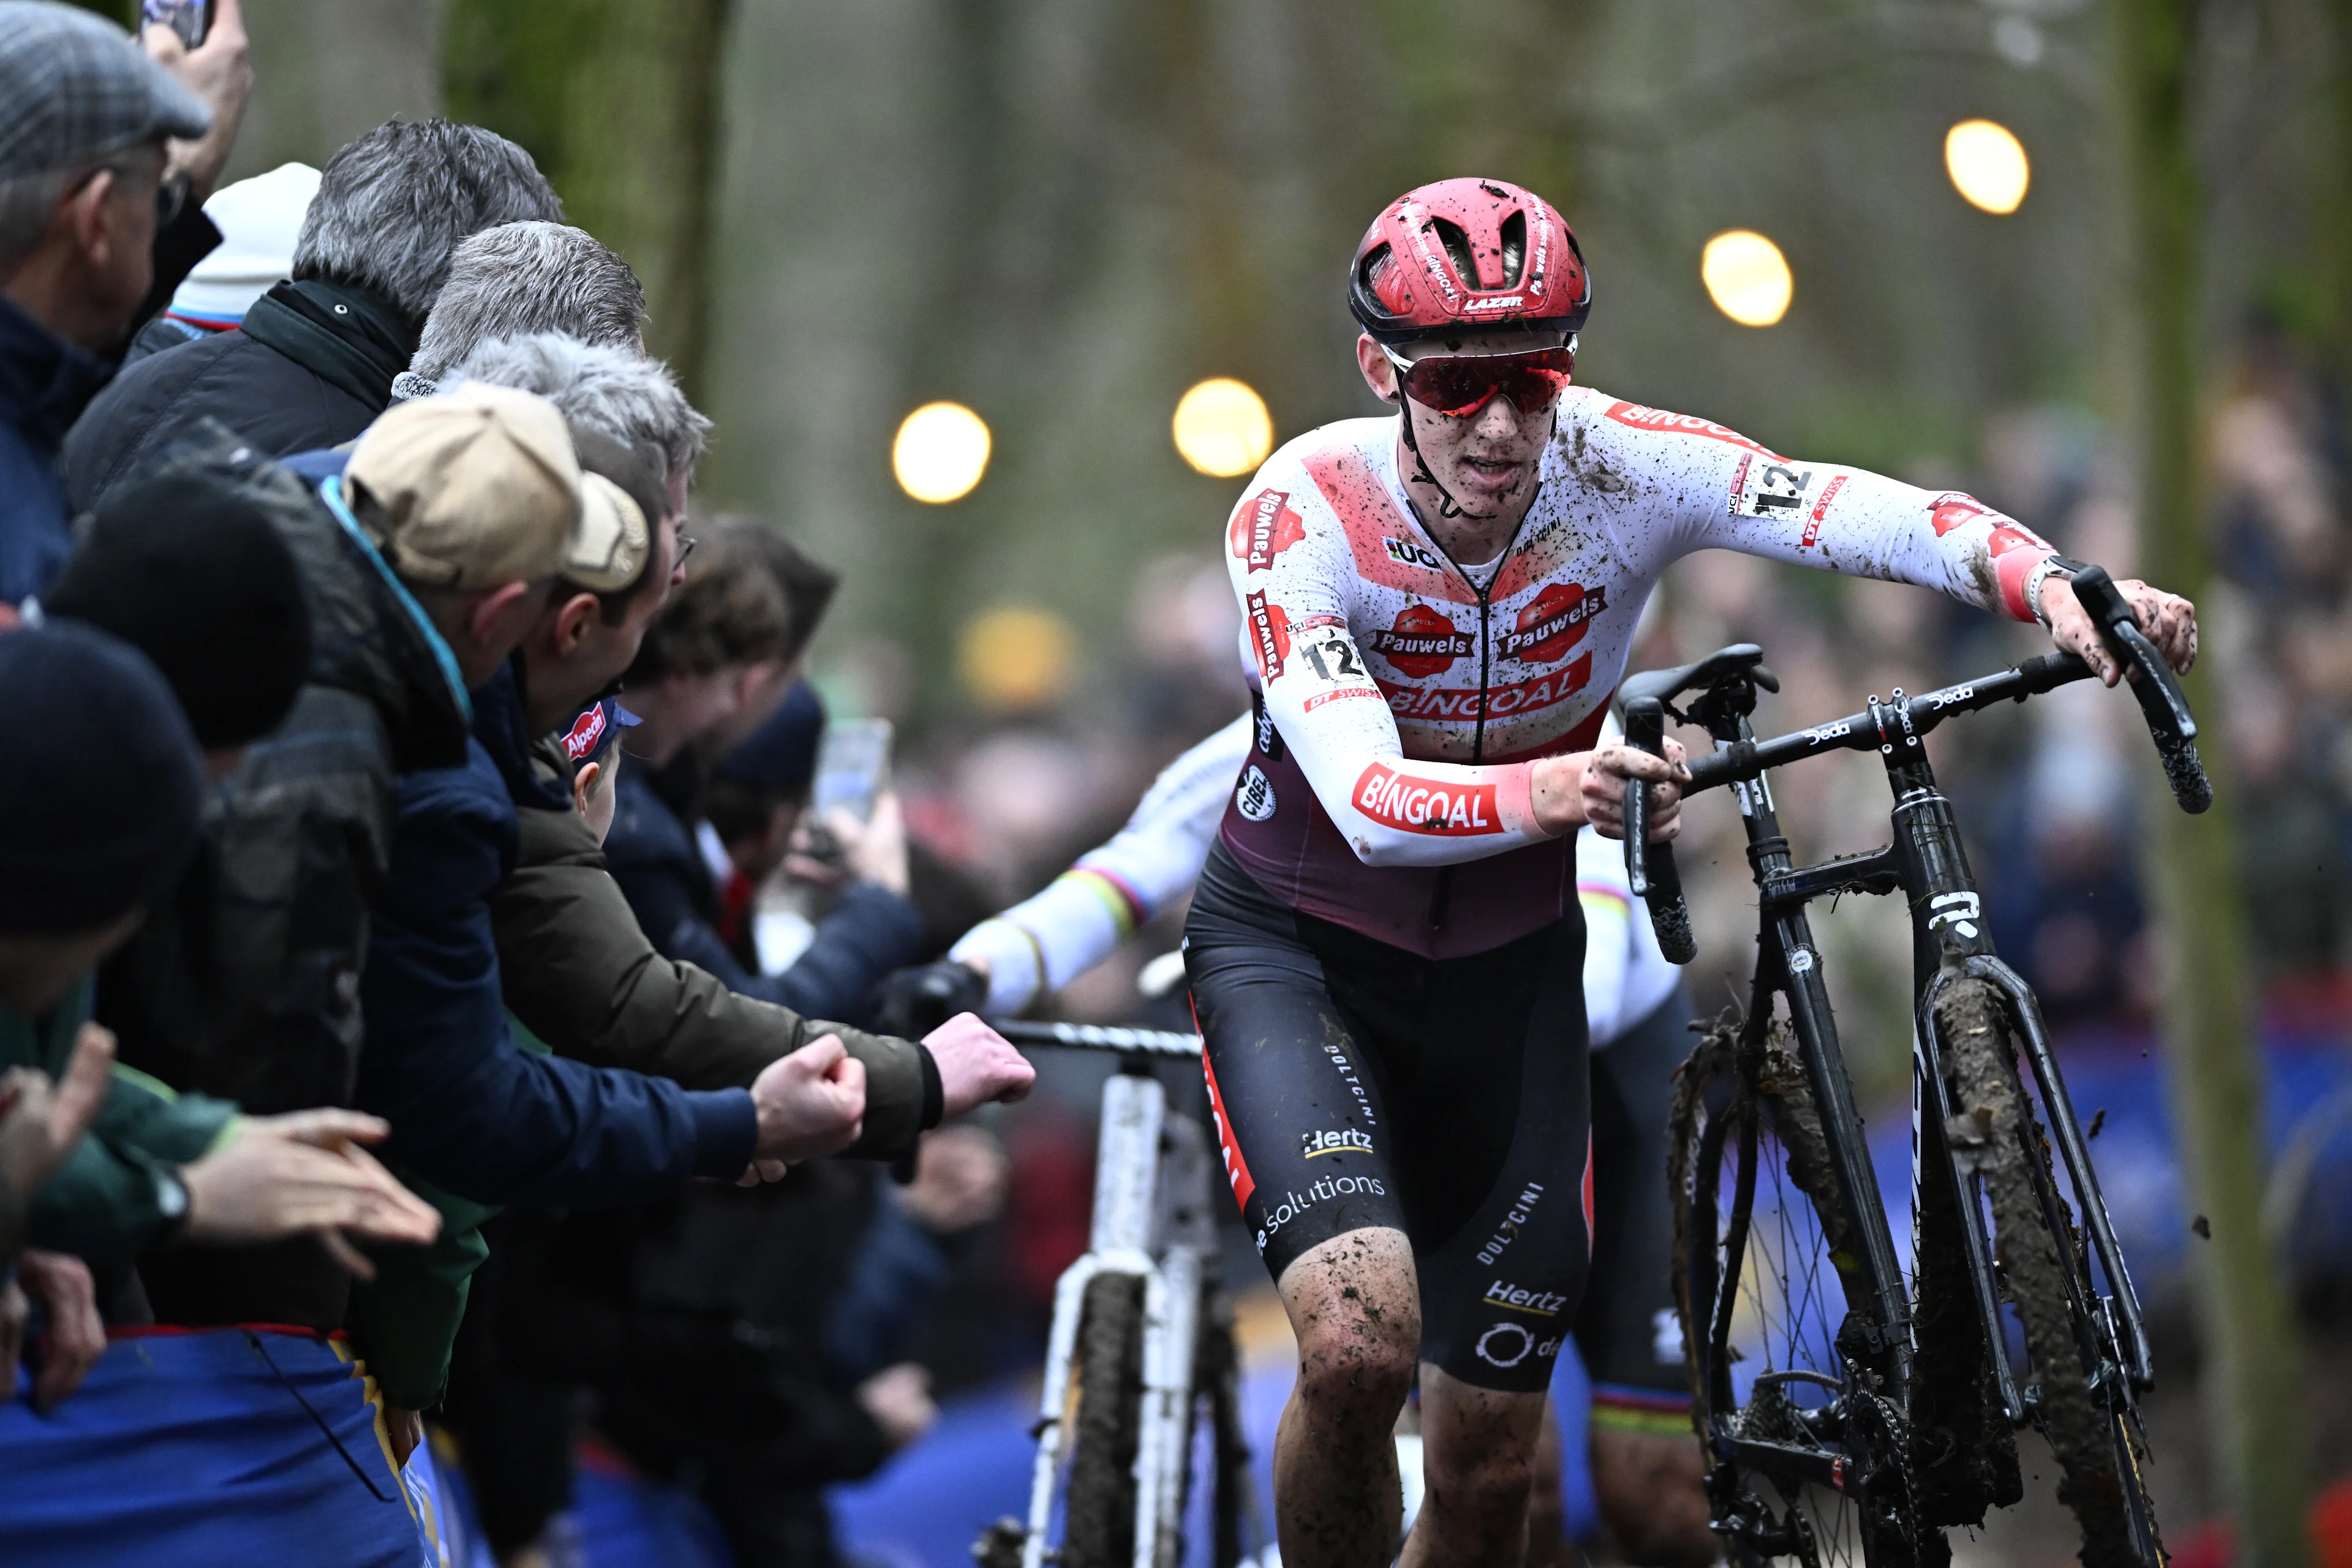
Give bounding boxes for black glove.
[876,961,989,1040]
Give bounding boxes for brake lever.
[2068,565,2212,814]
[1622,696,1697,964]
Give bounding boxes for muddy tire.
[1063,1271,1147,1568]
[1670,1009,1942,1567]
[1934,980,2162,1568]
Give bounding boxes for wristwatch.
[2024,555,2091,627]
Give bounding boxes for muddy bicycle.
[1621,567,2204,1568]
[971,1017,1270,1568]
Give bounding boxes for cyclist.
[1173,177,2195,1567]
[935,710,1714,1562]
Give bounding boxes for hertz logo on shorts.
[1300,1128,1373,1160]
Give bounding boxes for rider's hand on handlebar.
[1534,741,1691,840]
[2040,576,2198,687]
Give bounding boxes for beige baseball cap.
[346,383,643,594]
[564,473,651,595]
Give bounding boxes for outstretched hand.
[922,1012,1035,1120]
[2039,575,2197,687]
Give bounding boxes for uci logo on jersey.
[1382,537,1445,573]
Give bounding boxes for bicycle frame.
[1684,669,2153,1430]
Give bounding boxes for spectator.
[0,623,435,1476]
[447,329,710,516]
[43,459,311,773]
[396,221,647,398]
[123,158,317,361]
[608,524,929,1023]
[62,116,562,509]
[0,1,214,606]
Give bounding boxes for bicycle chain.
[1861,1390,1928,1560]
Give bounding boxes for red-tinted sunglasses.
[1381,342,1575,418]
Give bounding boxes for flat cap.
[0,2,211,181]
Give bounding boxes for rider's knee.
[1291,1308,1419,1416]
[1281,1228,1421,1419]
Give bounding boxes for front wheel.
[1063,1271,1147,1568]
[1932,981,2164,1568]
[1669,1009,1945,1567]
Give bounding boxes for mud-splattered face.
[1356,331,1567,526]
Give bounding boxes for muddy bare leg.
[1273,1227,1420,1568]
[1589,1426,1716,1567]
[1404,1363,1549,1568]
[1523,1401,1583,1568]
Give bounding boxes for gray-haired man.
[396,222,649,398]
[63,116,564,509]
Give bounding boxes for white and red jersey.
[1218,385,2054,957]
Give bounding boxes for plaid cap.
[0,3,211,181]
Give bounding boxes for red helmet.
[1347,178,1591,345]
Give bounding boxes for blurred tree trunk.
[440,0,729,399]
[2108,3,2309,1564]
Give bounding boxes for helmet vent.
[1498,209,1527,288]
[1427,218,1478,290]
[1359,244,1401,315]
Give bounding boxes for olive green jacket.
[492,739,934,1157]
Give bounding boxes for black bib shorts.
[1184,840,1593,1394]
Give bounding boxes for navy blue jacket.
[0,293,111,606]
[356,735,760,1205]
[603,764,924,1027]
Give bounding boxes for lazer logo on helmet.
[1229,489,1305,574]
[1354,763,1501,837]
[1368,605,1474,677]
[1464,295,1526,311]
[1378,655,1592,722]
[1500,583,1605,663]
[1300,1127,1373,1160]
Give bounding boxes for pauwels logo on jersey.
[1500,582,1605,663]
[1353,763,1503,837]
[1246,591,1291,682]
[1368,605,1476,678]
[1229,488,1306,574]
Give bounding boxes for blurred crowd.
[0,5,1049,1566]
